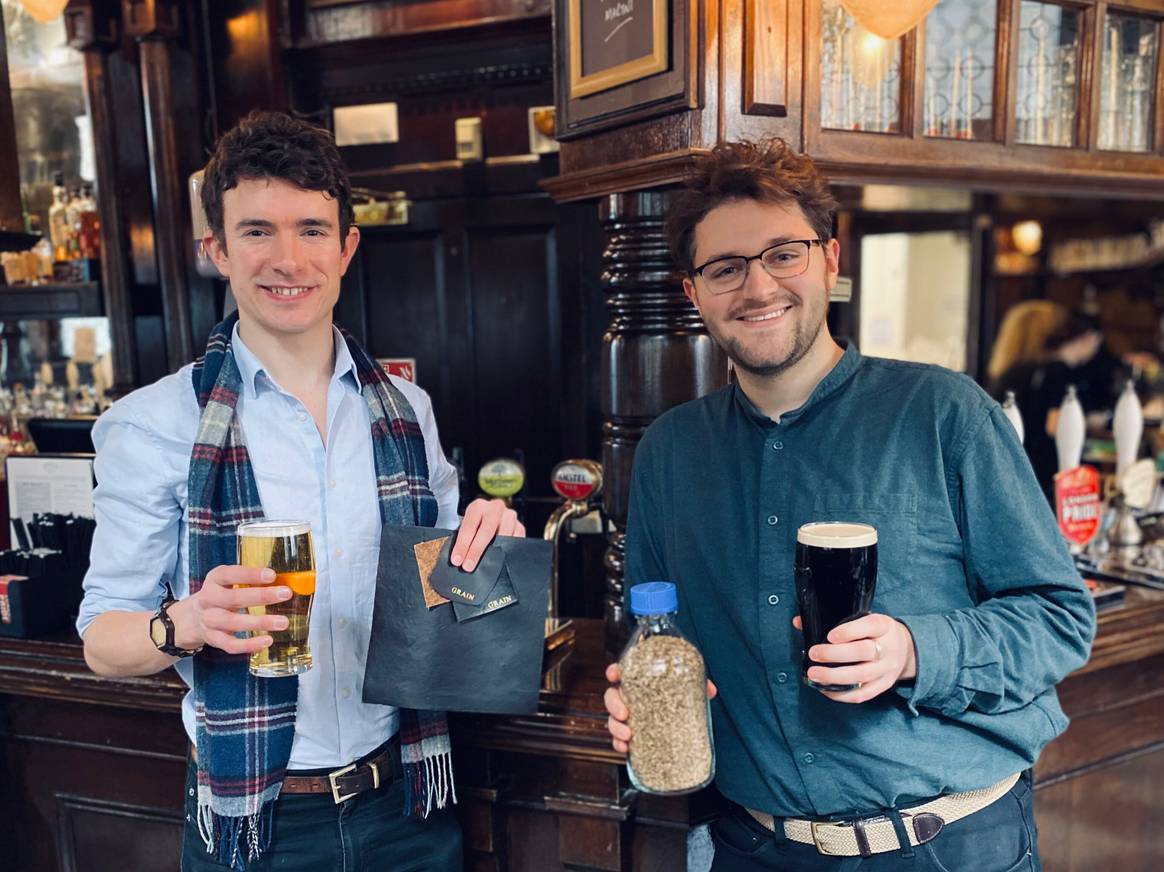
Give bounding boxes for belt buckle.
[809,821,837,856]
[328,763,358,804]
[328,760,381,804]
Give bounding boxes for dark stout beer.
[794,522,877,692]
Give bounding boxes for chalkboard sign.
[569,0,668,99]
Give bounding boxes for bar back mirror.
[858,230,973,373]
[1,1,111,415]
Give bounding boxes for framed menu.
[569,0,668,99]
[555,0,693,139]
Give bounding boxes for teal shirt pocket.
[811,492,918,594]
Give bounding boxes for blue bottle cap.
[629,581,678,616]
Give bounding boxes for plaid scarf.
[188,312,454,870]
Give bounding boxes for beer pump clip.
[542,460,604,650]
[1054,385,1101,551]
[477,457,525,506]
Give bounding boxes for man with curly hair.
[604,139,1095,871]
[79,111,517,871]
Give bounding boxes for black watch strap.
[151,595,203,658]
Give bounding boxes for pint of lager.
[794,522,878,692]
[237,520,316,677]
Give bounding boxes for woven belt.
[746,773,1021,858]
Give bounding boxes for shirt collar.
[732,340,862,427]
[231,323,360,399]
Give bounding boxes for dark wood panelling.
[743,0,790,117]
[202,0,289,133]
[297,0,551,46]
[347,191,572,516]
[57,794,183,872]
[1036,751,1164,872]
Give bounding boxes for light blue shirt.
[78,325,461,769]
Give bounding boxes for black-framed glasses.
[692,239,824,295]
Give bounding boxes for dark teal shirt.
[624,343,1096,817]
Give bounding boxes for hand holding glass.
[236,520,316,677]
[794,522,878,692]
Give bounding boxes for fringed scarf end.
[402,751,456,818]
[199,801,275,871]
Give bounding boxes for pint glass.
[794,522,878,692]
[237,520,316,677]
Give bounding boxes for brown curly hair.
[666,138,838,273]
[201,110,354,246]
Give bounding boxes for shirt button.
[772,441,783,450]
[341,688,351,700]
[767,514,778,526]
[803,752,815,765]
[335,547,344,558]
[337,618,347,628]
[297,411,307,422]
[767,594,780,605]
[776,672,789,684]
[328,479,337,489]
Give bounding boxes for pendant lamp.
[19,0,69,24]
[840,0,941,40]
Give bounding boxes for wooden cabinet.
[802,0,1164,196]
[551,0,1164,199]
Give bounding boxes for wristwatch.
[149,595,203,658]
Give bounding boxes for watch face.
[149,615,168,648]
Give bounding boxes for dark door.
[337,192,576,531]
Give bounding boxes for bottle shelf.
[0,282,103,319]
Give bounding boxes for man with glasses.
[603,138,1095,871]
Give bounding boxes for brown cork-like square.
[414,537,451,608]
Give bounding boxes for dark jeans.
[709,772,1042,872]
[181,755,462,872]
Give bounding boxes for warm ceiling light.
[840,0,941,40]
[19,0,69,23]
[1012,220,1043,256]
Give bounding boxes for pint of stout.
[237,520,316,677]
[794,522,877,692]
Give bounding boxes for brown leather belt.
[281,738,402,803]
[190,737,401,805]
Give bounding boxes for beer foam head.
[237,520,311,538]
[797,522,877,548]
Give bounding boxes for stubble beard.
[708,299,828,379]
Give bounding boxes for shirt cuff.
[894,613,961,716]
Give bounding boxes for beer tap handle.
[545,460,605,622]
[1056,385,1085,473]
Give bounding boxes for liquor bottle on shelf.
[65,186,83,260]
[78,182,100,259]
[48,175,70,263]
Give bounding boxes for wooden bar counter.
[2,593,1163,871]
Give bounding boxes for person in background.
[988,301,1121,501]
[77,111,522,872]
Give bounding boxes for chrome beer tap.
[543,459,604,624]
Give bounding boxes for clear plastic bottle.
[619,582,714,795]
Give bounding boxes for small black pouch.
[451,564,520,622]
[428,536,507,606]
